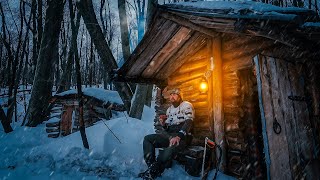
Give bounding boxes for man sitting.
[139,88,195,179]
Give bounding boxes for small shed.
[46,88,125,137]
[116,1,320,179]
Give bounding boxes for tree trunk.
[37,0,43,52]
[129,85,148,119]
[118,0,131,63]
[56,8,81,94]
[89,40,93,87]
[68,0,89,149]
[12,1,31,122]
[0,104,13,133]
[31,0,37,82]
[129,0,153,117]
[144,85,153,107]
[77,0,132,111]
[146,0,157,31]
[25,0,64,127]
[143,0,158,107]
[0,2,15,122]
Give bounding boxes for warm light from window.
[199,80,208,94]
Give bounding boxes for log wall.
[155,46,212,145]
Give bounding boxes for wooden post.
[211,37,226,171]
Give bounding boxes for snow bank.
[55,88,124,104]
[0,91,235,180]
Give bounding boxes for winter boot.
[138,162,164,180]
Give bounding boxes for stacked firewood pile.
[46,96,125,138]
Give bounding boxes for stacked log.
[46,97,126,138]
[222,70,247,177]
[46,105,63,138]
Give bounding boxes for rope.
[100,103,122,144]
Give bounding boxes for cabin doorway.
[237,67,267,179]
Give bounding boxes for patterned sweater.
[164,101,195,139]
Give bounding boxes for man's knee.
[144,134,156,143]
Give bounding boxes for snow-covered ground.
[0,88,236,180]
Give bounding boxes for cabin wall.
[154,46,212,145]
[222,56,262,177]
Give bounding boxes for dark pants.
[143,133,186,167]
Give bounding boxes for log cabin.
[46,88,125,138]
[115,1,320,179]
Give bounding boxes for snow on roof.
[164,0,315,21]
[171,0,312,14]
[55,88,123,104]
[302,22,320,28]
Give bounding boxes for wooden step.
[46,128,60,133]
[48,133,60,138]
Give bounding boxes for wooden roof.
[117,1,320,86]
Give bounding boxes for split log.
[46,121,60,127]
[168,67,207,85]
[48,133,60,138]
[156,32,207,79]
[223,57,252,72]
[176,60,208,74]
[159,10,221,38]
[224,115,241,124]
[128,20,180,76]
[142,27,193,77]
[46,128,60,133]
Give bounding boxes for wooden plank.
[175,12,236,24]
[46,128,60,133]
[223,87,240,98]
[176,59,208,74]
[224,114,241,124]
[211,37,226,171]
[287,63,315,165]
[189,19,234,30]
[128,20,180,76]
[275,58,299,178]
[223,36,262,52]
[223,41,275,60]
[60,106,73,136]
[118,17,167,75]
[142,27,193,77]
[192,101,209,108]
[223,99,239,109]
[185,48,209,62]
[167,77,202,87]
[167,66,206,84]
[260,56,292,179]
[222,56,252,72]
[156,32,207,79]
[159,10,221,38]
[48,133,60,138]
[254,55,271,180]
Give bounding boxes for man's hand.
[169,136,181,146]
[159,115,167,126]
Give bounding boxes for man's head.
[169,88,182,106]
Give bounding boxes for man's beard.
[172,99,182,107]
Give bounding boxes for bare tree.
[77,0,133,111]
[24,0,64,126]
[56,2,81,93]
